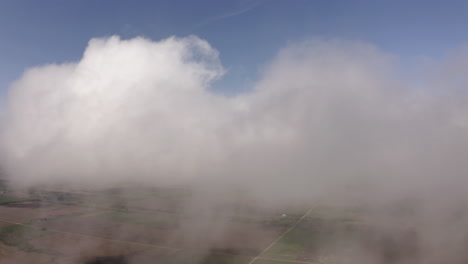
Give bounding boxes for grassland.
[0,195,35,205]
[0,224,49,252]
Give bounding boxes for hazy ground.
[0,177,432,264]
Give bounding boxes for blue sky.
[1,0,468,97]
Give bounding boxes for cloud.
[1,35,228,186]
[3,35,468,262]
[2,35,468,198]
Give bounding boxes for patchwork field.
[0,178,417,264]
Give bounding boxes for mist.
[2,35,468,263]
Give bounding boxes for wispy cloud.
[193,0,263,29]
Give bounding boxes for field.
[0,178,419,264]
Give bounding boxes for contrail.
[192,0,263,29]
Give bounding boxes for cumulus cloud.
[4,35,468,263]
[1,35,468,199]
[1,36,229,186]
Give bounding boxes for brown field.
[30,232,151,258]
[0,243,56,264]
[34,215,179,247]
[0,201,95,223]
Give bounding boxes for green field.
[0,195,35,204]
[0,224,49,252]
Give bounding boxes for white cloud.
[4,35,468,263]
[2,35,468,200]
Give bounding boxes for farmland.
[0,178,419,264]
